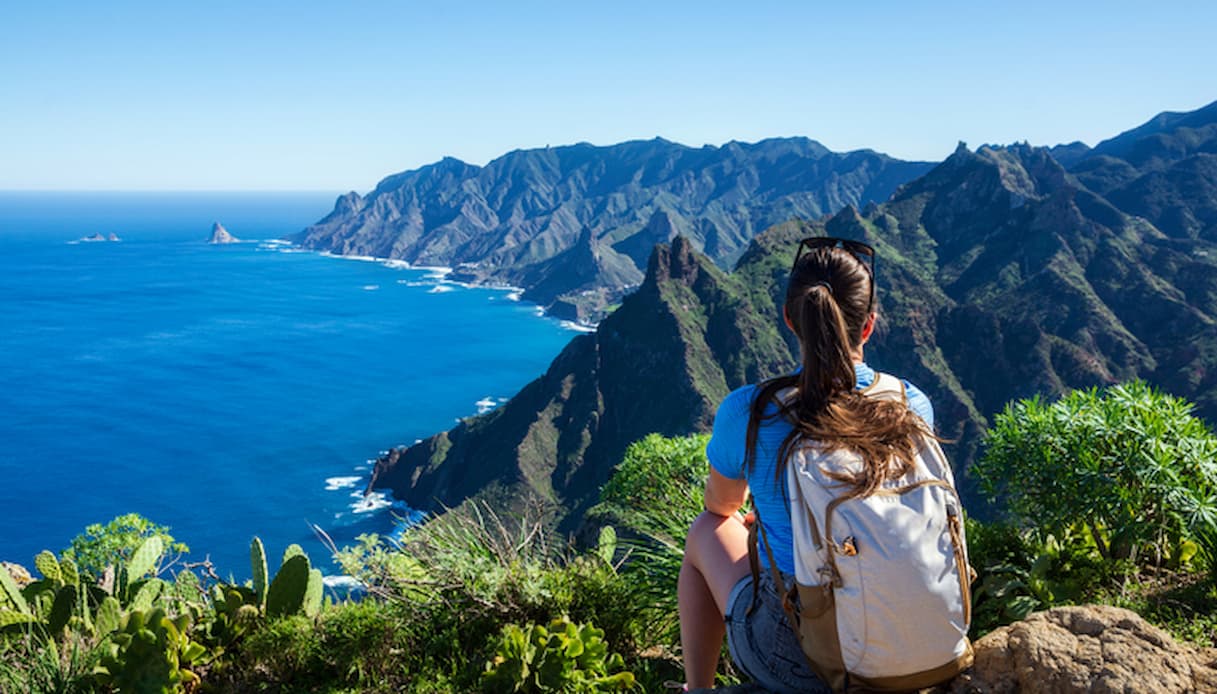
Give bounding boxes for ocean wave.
[560,321,597,333]
[325,476,362,491]
[349,490,394,514]
[428,285,454,294]
[475,397,498,414]
[362,284,380,291]
[320,252,379,263]
[322,575,365,590]
[505,291,522,301]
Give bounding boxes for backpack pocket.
[791,581,847,693]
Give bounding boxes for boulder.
[950,605,1217,693]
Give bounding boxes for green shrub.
[967,519,1114,636]
[61,514,189,581]
[974,381,1217,572]
[483,617,635,693]
[591,433,709,646]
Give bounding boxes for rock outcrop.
[950,605,1217,693]
[209,222,238,244]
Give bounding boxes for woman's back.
[706,362,935,575]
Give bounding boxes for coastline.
[308,247,600,333]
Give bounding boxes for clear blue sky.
[2,1,1214,191]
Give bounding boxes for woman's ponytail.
[793,284,854,415]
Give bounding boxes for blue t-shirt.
[705,362,934,575]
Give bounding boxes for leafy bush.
[219,601,413,692]
[61,513,189,580]
[967,519,1114,636]
[483,617,635,693]
[591,433,709,646]
[974,381,1217,571]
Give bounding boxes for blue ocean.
[0,192,576,579]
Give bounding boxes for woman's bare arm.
[703,467,749,518]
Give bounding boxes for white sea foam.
[475,397,497,414]
[560,320,597,333]
[381,259,412,269]
[362,284,380,291]
[418,265,453,276]
[505,291,522,301]
[321,252,380,263]
[350,490,394,514]
[428,285,454,294]
[323,575,365,590]
[325,476,362,491]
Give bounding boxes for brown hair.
[744,245,932,498]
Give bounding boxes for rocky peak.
[334,191,363,215]
[643,236,703,290]
[825,205,868,240]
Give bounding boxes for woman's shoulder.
[716,383,762,420]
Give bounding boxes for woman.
[677,237,936,692]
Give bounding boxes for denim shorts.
[725,569,830,694]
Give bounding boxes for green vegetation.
[975,381,1217,570]
[60,513,189,581]
[4,382,1217,690]
[969,381,1217,644]
[483,618,635,693]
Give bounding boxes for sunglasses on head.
[790,236,877,313]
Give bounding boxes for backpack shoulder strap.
[860,371,906,404]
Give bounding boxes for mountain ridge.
[290,137,934,321]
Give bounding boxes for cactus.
[131,578,165,611]
[0,610,38,628]
[250,537,269,609]
[266,555,310,618]
[34,551,62,583]
[95,596,122,635]
[127,536,164,580]
[59,557,79,586]
[93,607,205,693]
[303,569,323,618]
[47,584,78,634]
[281,543,305,567]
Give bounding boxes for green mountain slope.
[367,101,1217,523]
[291,138,933,320]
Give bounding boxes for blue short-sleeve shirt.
[705,362,934,575]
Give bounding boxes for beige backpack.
[748,373,974,692]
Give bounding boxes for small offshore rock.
[209,222,239,244]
